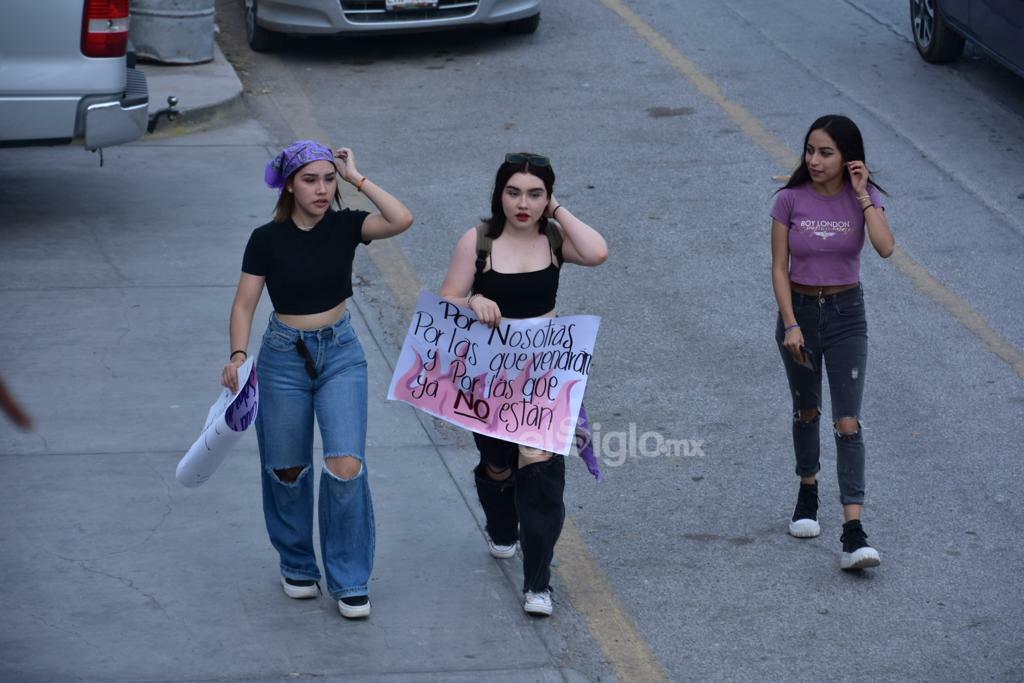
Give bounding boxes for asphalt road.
[214,0,1024,679]
[3,0,1022,680]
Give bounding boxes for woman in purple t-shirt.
[770,115,895,571]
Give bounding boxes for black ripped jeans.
[473,433,566,593]
[776,285,868,505]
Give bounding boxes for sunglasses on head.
[505,152,550,167]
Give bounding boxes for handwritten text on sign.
[387,291,599,455]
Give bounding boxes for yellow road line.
[596,0,1024,381]
[889,250,1024,377]
[558,518,669,682]
[596,0,795,170]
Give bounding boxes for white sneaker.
[788,518,821,538]
[840,521,881,570]
[841,546,881,570]
[280,576,320,599]
[788,482,821,538]
[337,595,371,619]
[488,538,518,559]
[523,590,552,616]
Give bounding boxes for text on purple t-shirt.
[770,182,884,286]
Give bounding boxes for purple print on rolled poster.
[225,368,258,432]
[176,359,259,488]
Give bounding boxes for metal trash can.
[130,0,215,64]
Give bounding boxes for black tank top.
[472,248,562,319]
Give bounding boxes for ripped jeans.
[776,285,868,505]
[255,311,373,599]
[473,433,566,593]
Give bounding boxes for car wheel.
[910,0,965,63]
[505,13,540,35]
[246,0,283,52]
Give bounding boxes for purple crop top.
[771,183,884,286]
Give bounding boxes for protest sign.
[176,358,259,488]
[388,290,599,456]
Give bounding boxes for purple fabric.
[575,405,601,481]
[264,140,334,189]
[770,183,883,286]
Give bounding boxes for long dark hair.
[779,115,887,196]
[484,156,556,238]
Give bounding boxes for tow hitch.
[148,95,180,134]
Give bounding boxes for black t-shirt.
[241,208,371,315]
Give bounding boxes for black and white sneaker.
[840,520,881,570]
[338,595,371,619]
[788,481,821,538]
[280,576,320,599]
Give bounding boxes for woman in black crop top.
[439,153,608,617]
[220,140,412,619]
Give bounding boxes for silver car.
[0,0,149,150]
[245,0,543,51]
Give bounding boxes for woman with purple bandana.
[770,116,895,571]
[221,140,413,618]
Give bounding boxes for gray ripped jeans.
[776,285,868,505]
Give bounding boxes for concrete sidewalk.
[0,87,590,681]
[140,43,246,133]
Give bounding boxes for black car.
[911,0,1024,77]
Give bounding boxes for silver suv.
[0,0,150,150]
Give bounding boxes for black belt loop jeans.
[776,285,868,505]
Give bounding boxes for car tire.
[246,0,283,52]
[910,0,965,63]
[505,13,540,35]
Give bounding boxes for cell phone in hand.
[796,347,815,371]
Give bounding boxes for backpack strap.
[474,220,563,274]
[546,219,564,266]
[474,223,492,276]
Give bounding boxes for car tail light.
[81,0,130,58]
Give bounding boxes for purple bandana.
[264,140,334,189]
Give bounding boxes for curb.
[140,43,248,138]
[146,90,248,139]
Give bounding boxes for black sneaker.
[788,481,821,538]
[280,576,320,599]
[840,520,881,570]
[338,595,371,619]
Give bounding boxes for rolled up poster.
[176,359,259,487]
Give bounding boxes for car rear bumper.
[84,68,150,149]
[257,0,541,35]
[0,67,149,149]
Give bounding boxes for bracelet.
[230,350,247,361]
[856,194,870,201]
[553,204,565,219]
[861,203,874,212]
[355,176,369,192]
[784,323,800,333]
[467,293,480,307]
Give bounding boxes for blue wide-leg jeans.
[255,311,374,599]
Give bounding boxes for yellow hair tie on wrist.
[356,177,368,192]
